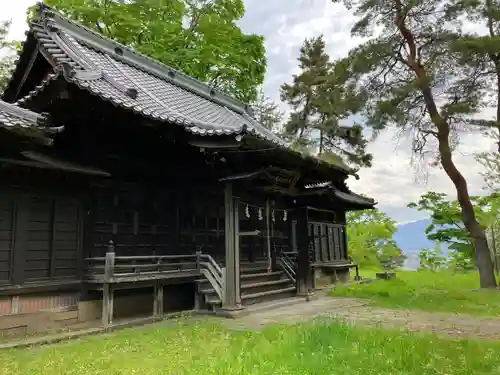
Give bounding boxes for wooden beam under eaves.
[12,46,40,100]
[189,138,242,149]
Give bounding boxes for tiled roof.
[21,4,286,147]
[333,189,377,207]
[0,99,62,143]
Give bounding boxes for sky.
[2,0,497,224]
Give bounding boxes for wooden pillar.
[12,193,29,286]
[294,207,314,296]
[222,182,241,310]
[265,199,274,271]
[102,243,115,326]
[153,282,164,319]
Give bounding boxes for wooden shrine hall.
[0,3,375,332]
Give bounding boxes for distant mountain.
[393,219,449,269]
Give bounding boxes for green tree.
[419,245,447,272]
[251,88,283,133]
[408,191,500,264]
[445,0,500,153]
[347,210,404,268]
[280,36,330,149]
[0,21,16,94]
[332,0,497,287]
[280,36,371,168]
[42,0,266,102]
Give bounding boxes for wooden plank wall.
[88,185,226,260]
[307,208,347,263]
[0,194,15,285]
[0,189,81,286]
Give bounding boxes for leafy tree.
[408,191,500,264]
[251,88,283,133]
[0,21,16,94]
[419,245,446,272]
[332,0,497,287]
[447,250,475,273]
[280,36,371,168]
[347,210,404,268]
[41,0,266,102]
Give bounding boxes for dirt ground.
[225,296,500,340]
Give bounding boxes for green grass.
[331,270,500,316]
[1,318,500,375]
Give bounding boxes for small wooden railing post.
[196,251,202,274]
[102,241,116,327]
[221,267,226,306]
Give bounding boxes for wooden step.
[241,286,296,306]
[240,271,282,279]
[241,279,292,289]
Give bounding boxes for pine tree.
[280,36,330,150]
[313,59,372,167]
[280,35,372,168]
[332,0,497,288]
[445,0,500,153]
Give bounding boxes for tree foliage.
[418,245,447,272]
[42,0,266,103]
[445,0,500,153]
[251,88,284,133]
[0,21,16,95]
[347,210,405,269]
[280,35,372,169]
[408,191,500,263]
[332,0,497,287]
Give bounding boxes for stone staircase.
[197,262,296,311]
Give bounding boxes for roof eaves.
[0,99,64,143]
[36,3,253,117]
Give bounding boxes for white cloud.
[3,0,497,223]
[1,0,36,41]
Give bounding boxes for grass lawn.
[331,270,500,316]
[1,318,500,375]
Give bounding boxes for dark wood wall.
[0,168,84,286]
[307,208,347,262]
[86,183,226,259]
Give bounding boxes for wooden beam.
[12,46,39,100]
[239,230,260,237]
[12,194,29,285]
[21,151,111,177]
[222,182,241,310]
[265,199,272,272]
[294,207,314,297]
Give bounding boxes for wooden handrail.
[279,252,296,284]
[85,254,198,262]
[197,252,224,303]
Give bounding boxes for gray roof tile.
[0,99,61,143]
[26,5,286,146]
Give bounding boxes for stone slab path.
[225,296,500,340]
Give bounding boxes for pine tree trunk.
[392,0,497,287]
[437,124,497,288]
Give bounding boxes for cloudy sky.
[3,0,497,223]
